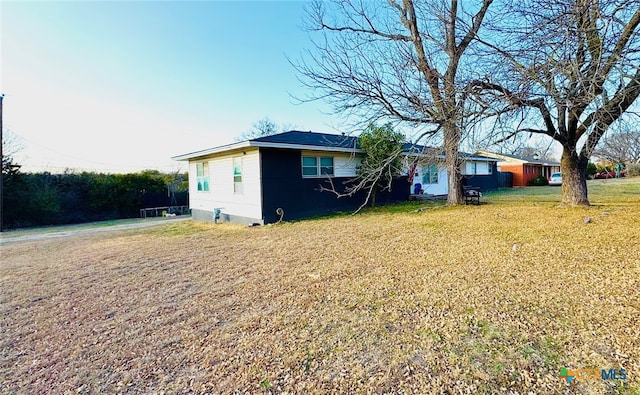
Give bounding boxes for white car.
[548,172,562,186]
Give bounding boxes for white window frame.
[196,162,209,192]
[422,164,439,184]
[233,157,243,194]
[302,156,334,177]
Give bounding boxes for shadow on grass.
[311,178,640,221]
[290,199,447,224]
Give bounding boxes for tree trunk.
[370,188,377,207]
[560,147,589,206]
[446,157,463,205]
[444,124,463,205]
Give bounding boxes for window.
[196,162,209,191]
[302,156,318,176]
[302,156,334,177]
[471,162,477,175]
[488,162,493,174]
[422,164,438,184]
[320,157,334,175]
[233,157,243,194]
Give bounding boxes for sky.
[1,0,343,173]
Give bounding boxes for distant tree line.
[2,170,188,229]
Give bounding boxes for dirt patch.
[0,217,190,245]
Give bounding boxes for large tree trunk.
[446,157,463,205]
[444,123,463,205]
[560,147,589,206]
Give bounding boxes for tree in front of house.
[470,0,640,206]
[354,123,405,208]
[317,123,405,211]
[294,0,494,205]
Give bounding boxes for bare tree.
[294,0,494,205]
[500,137,558,162]
[2,129,23,177]
[516,144,558,162]
[470,0,640,205]
[593,117,640,164]
[468,130,559,161]
[235,117,297,141]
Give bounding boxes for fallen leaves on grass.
[1,191,639,394]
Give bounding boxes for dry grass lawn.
[1,178,639,394]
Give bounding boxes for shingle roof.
[172,130,500,161]
[460,152,500,161]
[476,150,560,165]
[171,130,360,161]
[253,130,434,152]
[496,152,557,164]
[251,130,359,149]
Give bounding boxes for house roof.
[475,150,560,166]
[253,131,434,154]
[171,131,362,161]
[172,130,499,162]
[460,152,500,162]
[251,130,358,149]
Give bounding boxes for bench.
[463,186,481,205]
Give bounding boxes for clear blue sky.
[1,1,341,173]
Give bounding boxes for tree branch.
[469,80,558,138]
[456,0,493,56]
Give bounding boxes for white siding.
[406,159,495,196]
[335,155,360,177]
[411,165,448,196]
[189,149,262,221]
[463,160,493,175]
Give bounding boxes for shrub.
[627,163,640,177]
[586,162,598,178]
[527,174,549,186]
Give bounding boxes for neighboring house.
[172,131,504,225]
[407,151,501,195]
[475,151,561,187]
[460,153,503,191]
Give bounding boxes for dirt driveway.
[0,216,191,245]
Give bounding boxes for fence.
[139,205,190,218]
[497,172,513,188]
